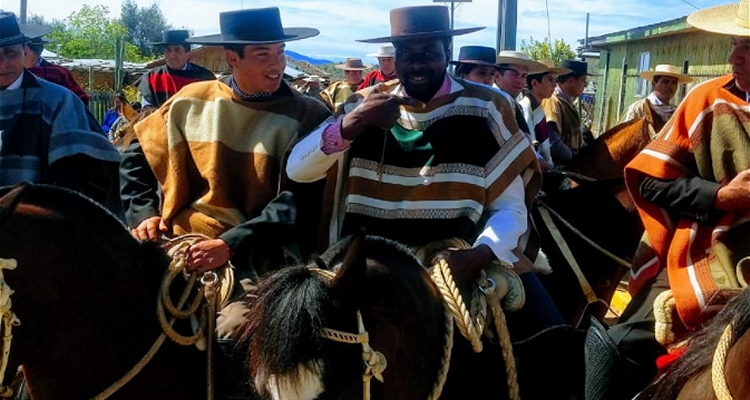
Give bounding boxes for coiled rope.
[425,239,520,400]
[712,321,735,400]
[0,258,19,399]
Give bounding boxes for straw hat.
[335,57,372,71]
[687,0,750,36]
[495,50,547,74]
[303,75,322,83]
[367,44,396,58]
[358,6,483,43]
[639,64,693,83]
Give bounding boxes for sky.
[0,0,733,63]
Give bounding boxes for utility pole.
[496,0,517,51]
[434,0,472,59]
[20,0,28,24]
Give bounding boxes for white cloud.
[1,0,730,62]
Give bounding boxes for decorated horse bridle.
[0,258,19,399]
[313,267,453,400]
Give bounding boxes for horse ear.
[0,183,30,227]
[330,229,367,306]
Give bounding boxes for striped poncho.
[0,71,120,186]
[288,77,541,253]
[625,75,750,328]
[134,80,330,239]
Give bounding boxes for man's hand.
[716,169,750,210]
[185,239,232,273]
[131,216,167,241]
[340,84,425,141]
[438,244,496,287]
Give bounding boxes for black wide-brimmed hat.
[560,60,598,76]
[152,30,190,46]
[358,6,483,43]
[449,46,497,68]
[0,12,52,47]
[188,7,319,45]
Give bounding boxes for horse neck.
[4,205,170,399]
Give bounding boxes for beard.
[400,69,445,100]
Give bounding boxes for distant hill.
[286,50,332,65]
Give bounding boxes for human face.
[345,69,363,85]
[164,45,189,70]
[227,43,286,94]
[0,44,25,89]
[394,38,448,102]
[462,65,496,86]
[561,75,587,98]
[531,73,557,100]
[652,76,679,103]
[378,56,395,75]
[729,36,750,92]
[495,65,529,98]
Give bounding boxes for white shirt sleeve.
[474,175,528,265]
[286,119,346,183]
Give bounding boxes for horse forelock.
[651,288,750,399]
[240,266,332,396]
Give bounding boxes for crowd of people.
[1,0,750,397]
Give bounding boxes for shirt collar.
[554,86,573,103]
[647,92,665,106]
[399,75,451,102]
[2,71,25,91]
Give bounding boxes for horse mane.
[238,235,434,397]
[650,288,750,399]
[239,264,334,393]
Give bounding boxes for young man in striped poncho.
[120,8,330,277]
[287,5,564,341]
[607,0,750,397]
[0,12,121,213]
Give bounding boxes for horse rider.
[542,59,593,167]
[519,60,572,170]
[135,29,216,113]
[319,57,371,111]
[358,44,397,89]
[286,5,565,341]
[622,64,693,132]
[119,8,330,278]
[0,12,121,214]
[450,45,498,86]
[605,0,750,398]
[494,50,549,168]
[21,25,91,106]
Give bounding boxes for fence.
[89,90,115,124]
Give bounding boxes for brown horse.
[237,233,587,400]
[0,183,207,399]
[635,287,750,400]
[536,116,654,325]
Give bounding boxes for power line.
[678,0,700,10]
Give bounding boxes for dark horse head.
[0,183,206,399]
[238,233,450,400]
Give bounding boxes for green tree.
[120,0,172,58]
[520,37,576,65]
[46,4,146,62]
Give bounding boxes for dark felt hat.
[358,6,483,43]
[151,30,191,46]
[449,46,497,68]
[560,59,598,76]
[0,13,52,47]
[188,7,319,45]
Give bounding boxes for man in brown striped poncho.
[120,8,330,277]
[287,5,565,343]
